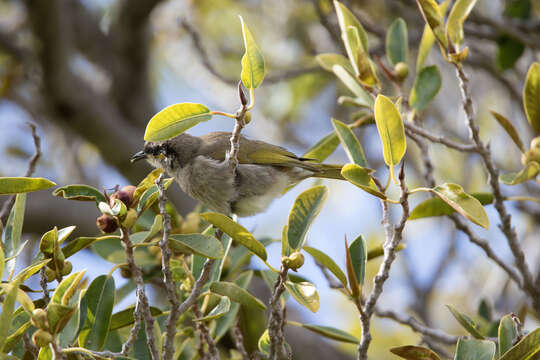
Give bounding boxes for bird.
[131,131,344,217]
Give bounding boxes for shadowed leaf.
[298,324,359,344]
[210,281,266,310]
[304,246,347,288]
[499,326,540,360]
[386,18,408,65]
[499,314,518,357]
[447,305,485,339]
[390,345,441,359]
[490,111,525,152]
[500,162,540,185]
[455,338,495,360]
[409,65,442,111]
[169,234,224,259]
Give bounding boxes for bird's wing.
[198,132,319,171]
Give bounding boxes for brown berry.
[96,214,118,234]
[110,185,136,208]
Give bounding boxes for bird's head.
[131,134,201,170]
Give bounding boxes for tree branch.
[268,265,290,360]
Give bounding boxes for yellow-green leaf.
[0,177,56,195]
[316,53,353,73]
[0,247,4,283]
[201,212,267,261]
[390,345,441,360]
[334,1,368,52]
[332,118,367,167]
[298,324,359,344]
[303,132,340,163]
[332,65,373,108]
[446,304,485,339]
[133,168,164,202]
[169,234,225,259]
[455,338,496,360]
[53,184,106,203]
[0,283,34,314]
[498,314,518,358]
[284,281,320,313]
[446,0,478,49]
[210,281,266,310]
[374,95,406,173]
[415,0,448,48]
[367,243,405,261]
[500,162,540,185]
[386,18,408,66]
[303,246,347,288]
[490,111,525,152]
[287,185,328,251]
[410,192,493,220]
[341,163,386,199]
[0,280,20,349]
[431,184,489,229]
[239,16,265,89]
[195,296,231,321]
[144,103,212,142]
[499,326,540,360]
[417,23,436,71]
[409,65,442,111]
[523,62,540,134]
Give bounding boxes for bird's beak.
[130,151,147,163]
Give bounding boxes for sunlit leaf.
[446,0,478,49]
[386,18,408,65]
[258,329,270,356]
[298,324,359,344]
[303,132,340,163]
[0,177,56,195]
[334,0,368,52]
[415,0,448,48]
[332,65,373,108]
[51,271,85,305]
[239,16,265,89]
[316,53,353,73]
[287,185,328,251]
[284,281,320,313]
[0,280,20,349]
[367,243,405,261]
[195,296,231,321]
[47,303,76,335]
[500,162,540,185]
[53,184,106,203]
[499,326,540,360]
[410,192,493,220]
[136,179,173,214]
[201,212,267,261]
[390,345,441,359]
[431,184,489,229]
[332,118,367,167]
[4,193,25,275]
[341,163,386,199]
[303,246,347,288]
[490,111,525,152]
[210,281,266,310]
[446,305,485,339]
[144,103,212,142]
[374,95,406,178]
[499,314,518,357]
[133,168,163,202]
[409,65,442,111]
[455,338,495,360]
[523,62,540,134]
[169,234,224,259]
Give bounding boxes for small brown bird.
[131,132,343,217]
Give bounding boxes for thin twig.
[0,122,42,226]
[156,174,181,360]
[120,226,160,360]
[268,265,290,360]
[22,332,39,358]
[404,122,477,153]
[177,258,216,316]
[375,308,458,345]
[39,267,50,304]
[233,322,249,360]
[357,164,409,360]
[453,63,539,312]
[193,303,220,360]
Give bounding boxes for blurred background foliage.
[1,0,540,358]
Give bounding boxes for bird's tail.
[310,164,345,180]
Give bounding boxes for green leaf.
[490,111,525,152]
[133,168,163,202]
[0,177,56,195]
[343,26,378,86]
[109,306,162,331]
[144,103,212,142]
[386,18,408,65]
[200,212,267,261]
[500,162,540,185]
[496,35,525,70]
[367,243,405,261]
[454,338,496,360]
[331,118,367,167]
[0,283,34,314]
[4,194,25,275]
[0,246,4,283]
[298,324,359,344]
[334,0,368,52]
[446,305,485,339]
[415,0,448,48]
[62,235,120,258]
[390,345,441,359]
[195,296,231,321]
[38,345,53,359]
[499,314,518,357]
[416,23,435,71]
[258,329,270,356]
[52,184,106,203]
[303,132,340,163]
[210,281,266,310]
[332,65,373,108]
[286,185,328,251]
[130,215,162,244]
[12,260,48,283]
[431,184,489,229]
[136,179,173,214]
[409,65,442,111]
[446,0,478,49]
[39,226,58,255]
[47,303,76,335]
[239,16,265,89]
[374,95,406,175]
[57,226,76,245]
[284,281,320,313]
[51,271,85,305]
[2,320,32,353]
[316,53,353,73]
[523,62,540,134]
[499,326,540,360]
[341,163,385,199]
[79,275,116,350]
[168,234,224,259]
[303,246,347,288]
[0,280,20,349]
[345,237,359,297]
[410,192,493,220]
[349,235,367,285]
